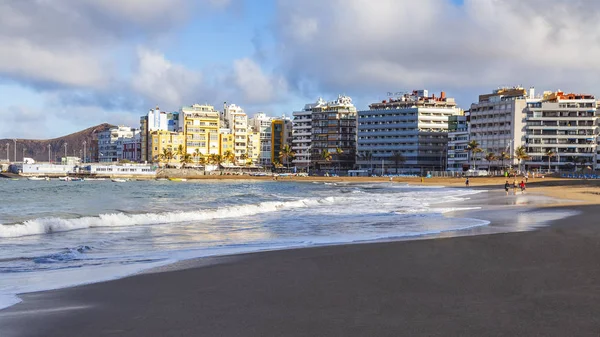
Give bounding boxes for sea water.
[0,179,492,309]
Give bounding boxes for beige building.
[181,104,220,157]
[223,103,248,164]
[247,129,261,165]
[149,130,186,164]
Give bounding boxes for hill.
[0,123,114,162]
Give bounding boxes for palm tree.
[392,151,405,174]
[176,144,185,161]
[364,150,373,172]
[335,147,344,172]
[484,152,496,171]
[193,148,201,165]
[208,154,223,167]
[223,150,235,165]
[279,144,295,169]
[514,146,530,173]
[180,153,193,167]
[545,149,556,172]
[466,140,480,170]
[499,151,510,171]
[160,148,174,166]
[320,149,332,171]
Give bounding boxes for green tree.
[180,153,193,167]
[514,146,530,173]
[279,144,295,169]
[160,148,174,166]
[223,150,235,165]
[466,140,480,169]
[484,152,496,171]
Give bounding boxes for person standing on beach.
[465,177,469,187]
[520,180,526,193]
[504,180,510,195]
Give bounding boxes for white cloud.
[275,0,600,103]
[131,48,204,109]
[232,58,288,104]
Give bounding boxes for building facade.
[97,126,137,162]
[524,91,598,171]
[357,90,460,174]
[446,115,469,171]
[223,104,248,164]
[468,86,535,170]
[140,107,179,163]
[291,98,325,169]
[180,104,220,157]
[148,130,186,165]
[249,112,273,166]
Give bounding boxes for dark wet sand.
[2,203,600,336]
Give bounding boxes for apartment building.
[224,103,248,164]
[219,129,234,158]
[148,130,185,164]
[468,86,534,170]
[140,106,179,162]
[271,118,293,166]
[292,98,325,169]
[524,91,598,171]
[291,96,356,171]
[97,126,137,162]
[180,104,220,157]
[249,112,272,166]
[310,96,356,171]
[446,114,469,171]
[357,90,460,174]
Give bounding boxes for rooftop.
[369,90,456,109]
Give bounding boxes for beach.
[1,178,600,336]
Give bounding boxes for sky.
[2,0,600,139]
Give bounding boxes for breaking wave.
[0,197,336,238]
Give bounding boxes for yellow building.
[247,129,261,165]
[149,130,186,164]
[180,104,220,157]
[270,119,292,165]
[219,130,234,157]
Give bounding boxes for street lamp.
[13,139,16,163]
[5,143,9,162]
[22,147,26,162]
[48,144,51,163]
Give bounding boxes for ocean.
[0,179,490,309]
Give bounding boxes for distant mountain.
[0,123,114,162]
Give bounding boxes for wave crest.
[0,197,335,238]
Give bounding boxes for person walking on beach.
[465,177,469,187]
[520,180,526,193]
[504,180,510,195]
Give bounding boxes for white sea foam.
[0,197,337,238]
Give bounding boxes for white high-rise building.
[224,103,248,163]
[148,106,169,131]
[469,86,536,170]
[524,91,598,172]
[249,112,273,166]
[357,90,461,174]
[291,98,326,169]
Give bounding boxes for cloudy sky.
[1,0,599,139]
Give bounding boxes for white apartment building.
[469,86,536,170]
[357,90,461,174]
[224,103,248,164]
[524,91,598,171]
[249,112,272,166]
[292,98,326,168]
[148,106,168,131]
[97,126,137,162]
[446,114,469,171]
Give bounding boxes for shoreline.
[1,180,599,336]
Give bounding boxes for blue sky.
[1,0,599,138]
